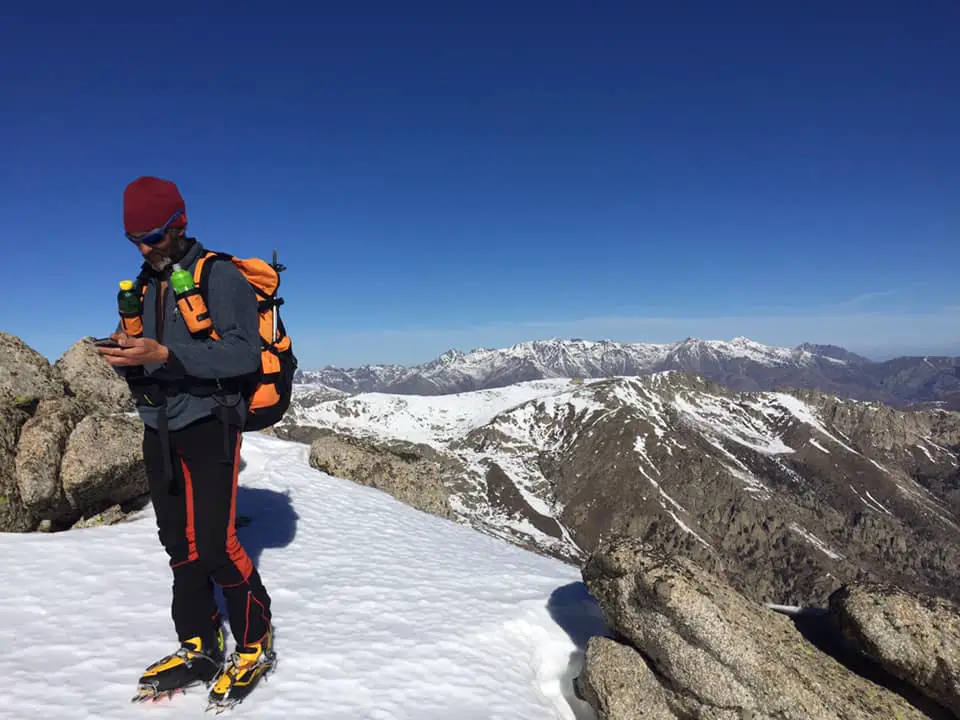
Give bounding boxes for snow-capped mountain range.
[284,372,960,607]
[296,337,960,406]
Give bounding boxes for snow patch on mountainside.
[484,389,610,452]
[667,336,831,368]
[769,393,862,455]
[674,392,794,455]
[788,522,845,560]
[633,434,712,549]
[453,446,584,560]
[291,378,593,447]
[849,485,895,516]
[810,439,831,454]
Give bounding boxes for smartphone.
[92,336,122,348]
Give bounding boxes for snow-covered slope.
[283,373,960,606]
[0,433,603,720]
[287,378,586,446]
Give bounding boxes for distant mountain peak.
[796,343,872,365]
[294,336,960,406]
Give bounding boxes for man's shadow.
[213,457,299,627]
[233,485,298,569]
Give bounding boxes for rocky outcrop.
[71,504,136,529]
[308,432,456,520]
[0,332,148,531]
[576,538,950,719]
[271,423,331,446]
[0,393,34,532]
[0,331,65,404]
[60,413,147,514]
[53,338,133,414]
[578,636,678,719]
[794,388,960,518]
[14,397,86,518]
[794,389,960,451]
[829,582,960,716]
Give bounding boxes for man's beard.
[147,254,174,272]
[146,235,188,271]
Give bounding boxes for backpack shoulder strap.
[195,250,234,300]
[134,263,153,300]
[192,251,238,342]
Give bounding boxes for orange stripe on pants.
[225,431,254,582]
[181,456,199,562]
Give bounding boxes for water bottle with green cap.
[169,264,194,295]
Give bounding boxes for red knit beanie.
[123,176,188,233]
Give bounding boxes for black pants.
[143,416,272,653]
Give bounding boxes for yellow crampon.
[206,629,277,713]
[132,630,226,704]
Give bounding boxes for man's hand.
[97,332,170,367]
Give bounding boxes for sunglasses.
[126,210,184,246]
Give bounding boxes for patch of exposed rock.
[791,388,960,518]
[829,582,960,716]
[54,338,134,413]
[0,331,65,404]
[0,395,35,532]
[308,432,455,520]
[14,397,86,518]
[270,423,332,446]
[578,636,678,719]
[576,537,941,719]
[795,390,960,449]
[60,413,148,515]
[71,502,147,530]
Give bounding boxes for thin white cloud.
[829,289,901,309]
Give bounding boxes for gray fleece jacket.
[123,239,261,431]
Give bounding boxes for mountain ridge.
[295,337,960,406]
[289,372,960,607]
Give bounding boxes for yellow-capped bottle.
[117,280,143,337]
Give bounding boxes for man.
[99,176,275,708]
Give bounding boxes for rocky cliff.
[575,537,960,719]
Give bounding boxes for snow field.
[0,433,600,720]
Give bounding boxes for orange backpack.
[192,250,298,431]
[125,249,298,432]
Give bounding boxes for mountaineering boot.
[206,628,277,712]
[131,627,226,702]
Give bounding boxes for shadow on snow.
[547,582,609,720]
[212,455,300,640]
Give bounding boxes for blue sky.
[1,1,957,369]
